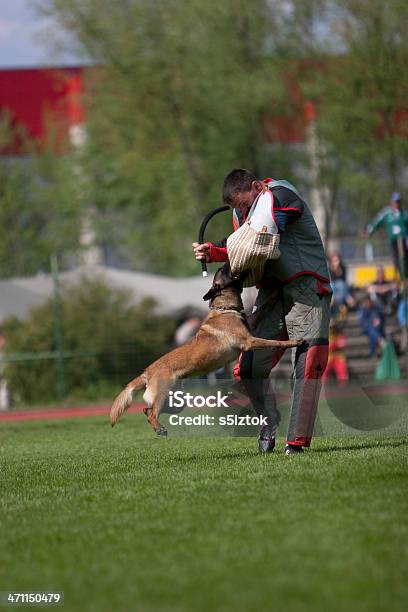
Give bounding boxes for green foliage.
[294,0,408,230]
[38,0,292,274]
[25,0,408,258]
[2,277,175,403]
[0,113,82,277]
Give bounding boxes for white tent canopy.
[0,265,257,322]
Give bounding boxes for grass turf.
[0,415,407,612]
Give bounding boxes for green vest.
[367,206,408,242]
[263,181,330,285]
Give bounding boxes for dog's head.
[202,262,244,301]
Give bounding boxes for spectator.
[328,253,355,312]
[174,316,202,346]
[323,320,348,384]
[328,252,347,281]
[366,192,408,278]
[368,266,399,315]
[359,296,386,357]
[397,296,408,352]
[397,296,408,327]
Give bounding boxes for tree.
[0,113,82,277]
[37,0,408,251]
[290,0,408,237]
[37,0,293,274]
[2,277,174,403]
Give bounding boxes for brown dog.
[110,263,301,435]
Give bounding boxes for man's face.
[230,181,263,214]
[376,268,385,282]
[391,199,401,209]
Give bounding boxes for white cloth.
[247,191,278,234]
[226,189,281,288]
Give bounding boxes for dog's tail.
[110,374,146,427]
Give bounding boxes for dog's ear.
[218,262,234,289]
[221,264,245,293]
[222,261,231,275]
[232,273,244,292]
[202,283,220,301]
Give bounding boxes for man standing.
[366,192,408,278]
[193,169,331,455]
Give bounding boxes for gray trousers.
[238,275,331,447]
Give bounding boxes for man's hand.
[192,242,210,262]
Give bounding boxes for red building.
[0,66,85,154]
[0,65,315,154]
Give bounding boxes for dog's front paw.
[285,339,304,347]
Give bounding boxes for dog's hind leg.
[144,375,175,436]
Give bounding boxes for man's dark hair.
[222,168,258,204]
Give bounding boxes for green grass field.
[0,414,407,612]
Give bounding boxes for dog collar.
[209,305,245,315]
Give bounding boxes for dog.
[110,263,302,435]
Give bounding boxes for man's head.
[329,253,341,269]
[222,169,264,214]
[362,295,373,309]
[376,266,385,283]
[390,192,402,209]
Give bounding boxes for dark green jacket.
[367,206,408,242]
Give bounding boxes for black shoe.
[284,444,304,455]
[258,435,276,454]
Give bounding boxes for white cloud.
[0,0,82,68]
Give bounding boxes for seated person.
[328,252,347,281]
[328,253,355,313]
[323,320,348,384]
[397,297,408,327]
[359,295,386,357]
[368,266,399,315]
[174,316,202,346]
[397,297,408,353]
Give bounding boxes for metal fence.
[326,234,391,263]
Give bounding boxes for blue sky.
[0,0,80,68]
[0,0,339,69]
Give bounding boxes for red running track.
[0,404,144,422]
[1,383,407,423]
